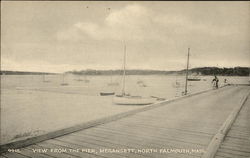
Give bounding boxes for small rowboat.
[100,92,115,96]
[60,83,69,86]
[187,78,201,81]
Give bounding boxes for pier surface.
[214,89,250,158]
[1,85,250,158]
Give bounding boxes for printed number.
[8,149,20,153]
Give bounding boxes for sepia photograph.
[1,1,250,158]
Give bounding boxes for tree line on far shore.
[178,67,250,76]
[0,71,56,75]
[1,67,249,76]
[67,67,249,76]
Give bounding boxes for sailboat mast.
[111,70,113,83]
[62,73,65,84]
[184,48,190,95]
[122,45,126,95]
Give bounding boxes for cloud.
[56,26,83,41]
[105,4,152,30]
[56,4,164,42]
[57,4,237,43]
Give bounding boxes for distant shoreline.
[1,67,249,76]
[0,71,58,75]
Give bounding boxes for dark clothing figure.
[224,79,227,83]
[212,76,219,88]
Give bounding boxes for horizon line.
[1,66,250,74]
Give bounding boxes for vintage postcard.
[1,1,250,158]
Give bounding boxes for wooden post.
[184,48,190,95]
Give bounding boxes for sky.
[1,1,250,73]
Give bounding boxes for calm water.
[1,74,249,144]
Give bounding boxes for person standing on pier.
[224,78,227,83]
[212,75,219,89]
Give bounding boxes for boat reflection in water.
[113,94,156,105]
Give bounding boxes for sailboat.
[137,80,144,84]
[138,82,147,87]
[100,71,116,96]
[42,74,50,83]
[186,51,201,81]
[188,72,201,81]
[107,70,119,86]
[100,82,116,95]
[75,74,83,81]
[113,45,156,105]
[76,72,89,83]
[60,73,69,86]
[137,80,147,87]
[183,48,200,95]
[172,78,181,88]
[83,75,90,83]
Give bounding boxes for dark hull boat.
[61,74,69,86]
[60,83,69,86]
[100,92,115,96]
[187,78,201,81]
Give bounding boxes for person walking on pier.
[212,75,219,89]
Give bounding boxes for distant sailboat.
[107,70,119,86]
[83,75,90,83]
[42,74,50,83]
[137,80,144,84]
[60,73,69,86]
[75,74,83,82]
[186,50,201,82]
[139,82,147,87]
[100,71,117,96]
[137,80,147,87]
[183,48,201,82]
[173,79,181,88]
[184,48,199,95]
[100,70,117,96]
[188,72,201,81]
[113,45,156,105]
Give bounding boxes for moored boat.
[113,44,156,105]
[100,92,115,96]
[42,75,50,83]
[107,70,119,86]
[187,78,201,81]
[60,83,69,86]
[60,74,69,86]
